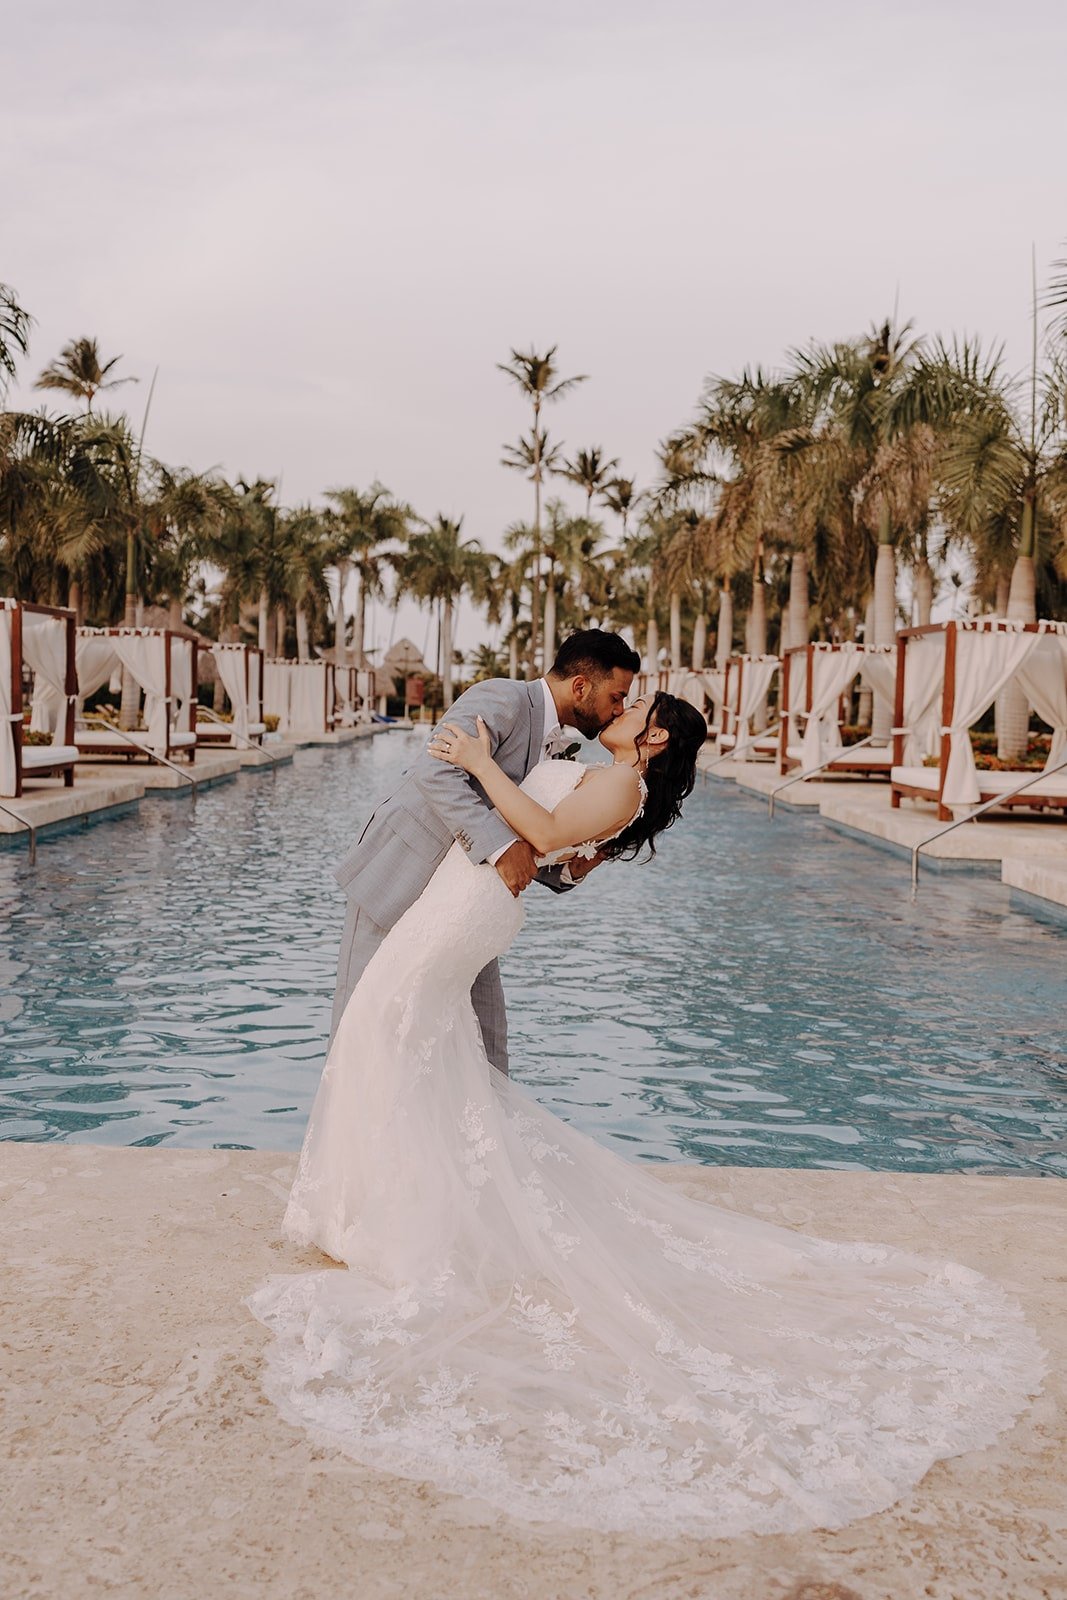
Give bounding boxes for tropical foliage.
[3,275,1067,723]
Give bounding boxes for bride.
[248,692,1042,1538]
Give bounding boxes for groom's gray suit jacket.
[331,676,571,1073]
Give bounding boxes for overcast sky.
[5,0,1066,657]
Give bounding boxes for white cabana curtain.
[264,661,291,732]
[1015,629,1067,770]
[900,633,947,766]
[249,651,262,722]
[289,662,330,732]
[213,645,250,742]
[799,644,865,769]
[23,614,71,742]
[111,632,170,749]
[335,667,356,726]
[784,654,809,748]
[0,605,17,796]
[669,670,712,717]
[942,628,1040,805]
[736,657,779,736]
[74,630,122,702]
[169,639,195,734]
[858,648,896,732]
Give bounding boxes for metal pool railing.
[0,798,37,864]
[910,754,1067,892]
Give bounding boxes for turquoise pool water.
[1,731,1064,1174]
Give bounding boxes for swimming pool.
[1,731,1064,1175]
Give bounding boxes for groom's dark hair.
[549,629,640,680]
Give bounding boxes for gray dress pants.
[329,897,510,1076]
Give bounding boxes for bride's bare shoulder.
[577,762,641,799]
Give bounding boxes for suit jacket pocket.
[386,802,453,862]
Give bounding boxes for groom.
[332,628,640,1074]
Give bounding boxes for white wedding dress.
[248,761,1043,1538]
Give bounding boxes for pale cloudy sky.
[4,0,1066,656]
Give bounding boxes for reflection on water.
[1,733,1064,1175]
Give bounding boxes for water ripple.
[0,734,1065,1174]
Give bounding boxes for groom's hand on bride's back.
[495,839,538,896]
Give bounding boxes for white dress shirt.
[487,680,563,867]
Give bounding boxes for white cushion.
[21,744,80,768]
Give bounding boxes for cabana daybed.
[716,654,781,760]
[0,599,80,798]
[263,658,337,737]
[777,641,897,777]
[890,618,1067,821]
[73,627,199,763]
[197,643,265,747]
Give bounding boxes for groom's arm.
[410,679,526,865]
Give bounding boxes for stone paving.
[3,1145,1064,1600]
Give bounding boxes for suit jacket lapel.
[524,680,545,775]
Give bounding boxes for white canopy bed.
[0,599,80,798]
[890,619,1067,820]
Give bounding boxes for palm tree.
[0,284,32,397]
[279,506,333,659]
[600,475,639,541]
[398,516,492,708]
[497,346,587,673]
[467,642,506,681]
[325,484,412,664]
[35,337,138,414]
[556,446,619,517]
[539,499,604,655]
[930,329,1067,755]
[146,466,231,631]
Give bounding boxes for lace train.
[247,762,1044,1537]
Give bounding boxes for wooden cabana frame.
[2,600,79,798]
[263,658,338,736]
[891,619,1067,821]
[197,643,266,746]
[717,654,781,758]
[75,628,199,763]
[777,641,895,778]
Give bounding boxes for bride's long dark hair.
[600,691,708,861]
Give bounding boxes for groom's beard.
[571,708,611,738]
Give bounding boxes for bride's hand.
[428,715,492,776]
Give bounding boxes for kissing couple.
[247,628,1040,1539]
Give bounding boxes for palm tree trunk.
[333,559,350,659]
[508,634,519,681]
[645,571,658,672]
[871,513,897,742]
[913,539,934,625]
[715,584,733,671]
[669,592,682,670]
[118,531,140,729]
[691,611,707,671]
[529,399,542,678]
[856,594,876,727]
[997,496,1038,760]
[352,573,365,665]
[275,604,287,659]
[168,597,182,631]
[258,587,270,653]
[748,574,768,731]
[442,598,455,709]
[296,605,310,662]
[67,579,83,626]
[785,552,809,651]
[543,570,557,667]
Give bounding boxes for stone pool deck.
[700,752,1067,909]
[0,725,394,852]
[3,1145,1064,1600]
